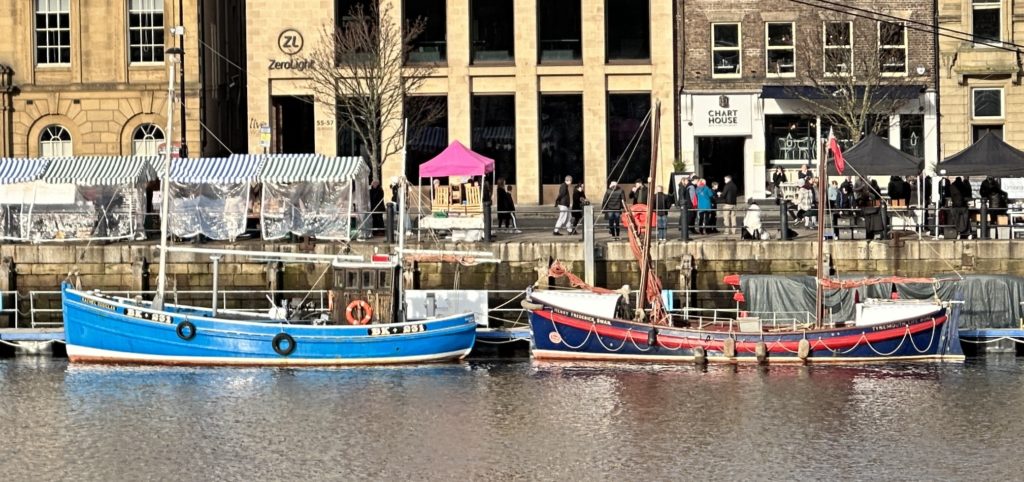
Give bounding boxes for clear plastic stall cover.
[261,180,360,240]
[1,184,145,242]
[169,181,250,240]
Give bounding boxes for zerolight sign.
[691,94,752,135]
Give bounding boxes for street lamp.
[171,25,187,158]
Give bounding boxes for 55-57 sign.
[278,29,304,55]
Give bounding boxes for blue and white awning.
[0,158,50,185]
[163,156,265,183]
[253,154,369,183]
[43,156,159,186]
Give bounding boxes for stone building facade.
[678,0,938,198]
[245,0,676,204]
[938,0,1023,155]
[0,0,246,159]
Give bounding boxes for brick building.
[245,0,676,204]
[938,0,1023,155]
[678,0,938,198]
[0,0,245,158]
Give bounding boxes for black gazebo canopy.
[827,133,923,176]
[938,132,1024,177]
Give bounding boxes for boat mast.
[815,134,826,325]
[638,100,660,322]
[153,55,177,310]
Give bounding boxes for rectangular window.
[972,88,1004,119]
[606,0,649,61]
[472,95,516,183]
[879,22,907,75]
[711,23,741,78]
[335,0,375,62]
[471,0,514,63]
[540,94,584,184]
[539,0,582,63]
[972,0,1001,44]
[607,93,651,183]
[765,22,794,77]
[128,0,165,63]
[973,125,1002,142]
[823,22,852,75]
[35,0,71,65]
[405,95,448,181]
[404,0,446,64]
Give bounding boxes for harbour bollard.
[483,201,493,243]
[980,198,989,240]
[780,202,790,240]
[680,204,690,242]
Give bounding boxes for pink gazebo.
[418,140,495,179]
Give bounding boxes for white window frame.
[39,125,73,157]
[972,87,1004,120]
[127,0,166,64]
[823,21,852,77]
[35,0,71,66]
[711,23,742,79]
[878,21,907,76]
[972,0,1002,46]
[131,124,165,156]
[765,22,795,78]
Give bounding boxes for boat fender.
[521,300,545,311]
[797,339,811,361]
[647,328,658,347]
[755,341,768,364]
[346,300,373,325]
[175,321,197,341]
[693,346,707,365]
[272,332,296,356]
[723,337,736,358]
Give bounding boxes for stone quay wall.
[0,239,1016,326]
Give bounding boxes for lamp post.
[171,25,187,158]
[154,47,184,310]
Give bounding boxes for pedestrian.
[496,178,512,231]
[828,180,839,209]
[553,175,572,235]
[653,184,673,241]
[601,181,624,240]
[630,178,649,205]
[887,176,905,205]
[369,179,385,237]
[389,176,412,237]
[685,176,698,232]
[772,167,787,202]
[797,177,817,228]
[797,164,811,181]
[570,183,587,235]
[696,179,714,234]
[742,201,764,240]
[505,184,522,233]
[720,175,738,235]
[676,176,694,236]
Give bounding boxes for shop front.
[680,92,764,199]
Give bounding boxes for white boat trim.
[66,344,472,366]
[163,245,363,263]
[531,349,965,364]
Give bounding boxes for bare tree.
[306,2,443,182]
[787,19,923,144]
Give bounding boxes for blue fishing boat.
[61,254,477,366]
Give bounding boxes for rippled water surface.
[1,356,1022,480]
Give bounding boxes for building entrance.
[272,96,315,153]
[697,136,745,192]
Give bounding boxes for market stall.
[0,158,51,241]
[34,156,157,242]
[164,156,264,241]
[417,141,495,241]
[254,153,369,241]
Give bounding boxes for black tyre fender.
[176,321,197,341]
[272,332,296,356]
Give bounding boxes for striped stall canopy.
[42,156,159,186]
[254,154,369,183]
[0,158,50,185]
[163,156,265,183]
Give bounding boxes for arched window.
[39,125,72,157]
[132,123,165,156]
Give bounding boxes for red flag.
[828,128,845,174]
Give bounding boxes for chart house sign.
[269,28,315,71]
[691,94,752,136]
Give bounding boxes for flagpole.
[816,132,826,326]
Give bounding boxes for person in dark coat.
[653,185,674,241]
[601,181,625,240]
[772,167,787,202]
[570,184,587,235]
[950,177,971,238]
[677,176,697,235]
[495,178,512,231]
[980,176,1007,225]
[553,175,572,235]
[369,179,385,237]
[719,175,739,235]
[887,176,905,204]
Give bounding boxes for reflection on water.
[1,357,1021,480]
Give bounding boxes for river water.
[1,356,1021,480]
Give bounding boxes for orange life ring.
[345,299,373,325]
